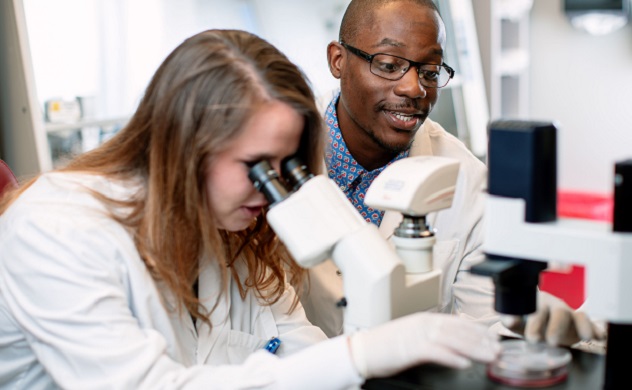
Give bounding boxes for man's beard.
[366,126,417,155]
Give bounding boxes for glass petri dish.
[487,339,572,388]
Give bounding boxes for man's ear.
[327,41,344,79]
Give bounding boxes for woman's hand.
[348,312,501,379]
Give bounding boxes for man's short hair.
[339,0,441,43]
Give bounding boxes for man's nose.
[394,66,427,99]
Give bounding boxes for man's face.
[330,3,447,158]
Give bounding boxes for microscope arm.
[480,190,632,323]
[265,175,406,333]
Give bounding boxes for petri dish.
[487,339,572,388]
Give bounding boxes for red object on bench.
[539,191,613,309]
[0,159,18,196]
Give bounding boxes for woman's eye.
[243,160,260,168]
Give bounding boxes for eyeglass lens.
[371,54,450,88]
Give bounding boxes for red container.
[538,191,613,309]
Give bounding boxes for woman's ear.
[327,41,344,80]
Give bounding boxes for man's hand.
[504,291,607,347]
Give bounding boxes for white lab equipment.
[365,156,459,274]
[248,156,459,334]
[471,120,632,389]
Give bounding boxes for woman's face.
[205,100,304,231]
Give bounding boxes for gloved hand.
[504,291,607,347]
[348,312,501,379]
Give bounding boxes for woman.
[0,30,498,389]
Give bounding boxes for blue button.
[264,337,281,354]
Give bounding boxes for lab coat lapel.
[409,121,433,157]
[158,280,198,341]
[195,259,231,364]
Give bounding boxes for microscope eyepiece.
[248,160,290,206]
[248,157,315,206]
[281,157,314,192]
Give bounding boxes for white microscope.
[249,155,459,334]
[471,120,632,389]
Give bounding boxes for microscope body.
[365,156,460,322]
[251,156,459,334]
[472,120,632,389]
[265,174,406,333]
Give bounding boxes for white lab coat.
[301,118,499,337]
[0,173,362,389]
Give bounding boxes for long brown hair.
[1,29,324,324]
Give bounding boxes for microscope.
[249,156,459,334]
[471,120,632,389]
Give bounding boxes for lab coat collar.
[410,122,433,157]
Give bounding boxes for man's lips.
[383,109,423,131]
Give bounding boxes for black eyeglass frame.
[340,41,455,88]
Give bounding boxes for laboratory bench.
[364,347,605,390]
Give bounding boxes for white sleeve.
[442,157,500,328]
[0,206,361,389]
[271,336,363,389]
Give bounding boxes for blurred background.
[1,0,632,195]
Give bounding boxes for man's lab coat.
[301,118,498,337]
[0,173,362,389]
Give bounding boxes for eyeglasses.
[340,42,455,89]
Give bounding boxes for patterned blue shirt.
[325,93,409,226]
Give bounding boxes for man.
[302,0,603,348]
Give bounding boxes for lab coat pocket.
[226,330,269,364]
[226,305,278,364]
[432,239,459,311]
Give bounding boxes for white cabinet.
[0,0,345,179]
[0,0,50,177]
[473,0,533,120]
[0,0,501,175]
[0,0,139,177]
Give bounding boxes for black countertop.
[363,348,605,390]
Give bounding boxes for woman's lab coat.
[301,118,499,337]
[0,173,361,389]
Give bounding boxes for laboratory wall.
[23,0,343,123]
[4,0,632,192]
[0,0,347,177]
[529,0,632,193]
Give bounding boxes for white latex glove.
[348,312,501,379]
[515,291,607,347]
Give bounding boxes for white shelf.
[498,48,530,76]
[497,0,533,21]
[473,0,532,121]
[45,116,130,133]
[431,0,490,159]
